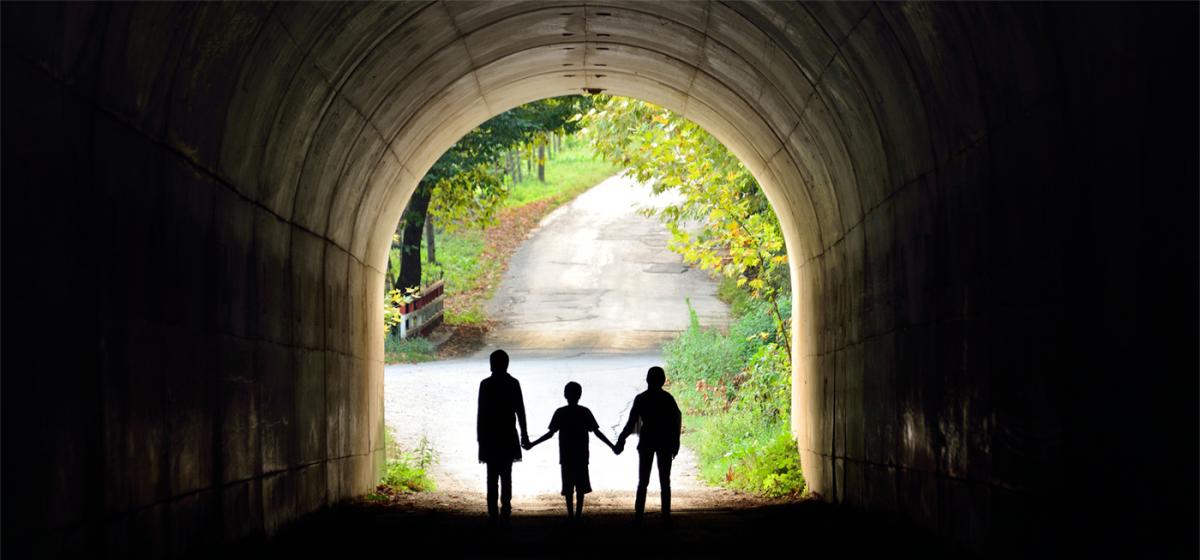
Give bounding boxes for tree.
[390,95,594,292]
[579,96,791,352]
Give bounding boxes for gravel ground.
[384,351,778,515]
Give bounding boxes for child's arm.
[615,396,641,453]
[526,429,556,450]
[592,429,617,453]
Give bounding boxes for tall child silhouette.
[615,366,681,522]
[526,381,617,521]
[476,349,530,525]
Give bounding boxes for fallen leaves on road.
[438,196,564,357]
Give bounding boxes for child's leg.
[575,489,585,518]
[561,463,574,518]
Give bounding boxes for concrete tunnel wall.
[1,1,1195,556]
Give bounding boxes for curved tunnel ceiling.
[215,1,925,277]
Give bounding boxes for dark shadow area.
[215,501,966,560]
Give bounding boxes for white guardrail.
[397,280,445,339]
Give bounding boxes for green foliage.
[429,163,508,236]
[389,140,617,328]
[420,228,484,294]
[579,97,790,304]
[383,284,421,336]
[503,136,618,207]
[584,99,798,487]
[384,332,437,363]
[423,96,596,232]
[378,429,437,494]
[389,98,604,325]
[662,302,743,413]
[446,305,488,326]
[664,292,804,498]
[685,410,804,497]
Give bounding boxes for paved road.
[485,174,729,351]
[384,175,733,508]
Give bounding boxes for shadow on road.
[215,500,967,559]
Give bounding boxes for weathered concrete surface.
[1,2,1196,558]
[486,175,729,351]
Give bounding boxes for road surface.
[485,174,729,351]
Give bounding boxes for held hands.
[521,434,532,451]
[613,437,625,455]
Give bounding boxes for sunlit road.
[385,352,716,508]
[384,176,736,511]
[485,174,729,351]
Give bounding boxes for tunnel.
[1,1,1196,557]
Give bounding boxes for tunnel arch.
[214,1,937,508]
[217,0,957,515]
[2,2,1195,557]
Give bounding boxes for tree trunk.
[425,214,437,265]
[537,143,546,182]
[385,243,398,293]
[513,149,522,182]
[397,182,432,292]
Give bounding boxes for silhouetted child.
[526,381,617,521]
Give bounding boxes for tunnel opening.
[2,2,1195,558]
[377,94,801,512]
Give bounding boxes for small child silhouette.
[525,381,617,521]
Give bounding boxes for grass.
[416,228,486,324]
[662,277,806,498]
[384,332,437,364]
[398,137,618,327]
[502,138,622,208]
[369,427,437,500]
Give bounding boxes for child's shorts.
[560,462,592,496]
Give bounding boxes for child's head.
[647,366,666,388]
[489,349,509,373]
[564,381,582,404]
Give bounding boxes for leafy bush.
[664,286,805,498]
[661,302,743,413]
[739,427,806,497]
[377,430,437,494]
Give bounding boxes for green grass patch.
[685,411,805,498]
[503,138,620,207]
[663,286,805,498]
[384,332,437,364]
[417,227,487,325]
[371,428,437,497]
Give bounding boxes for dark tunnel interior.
[1,2,1196,557]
